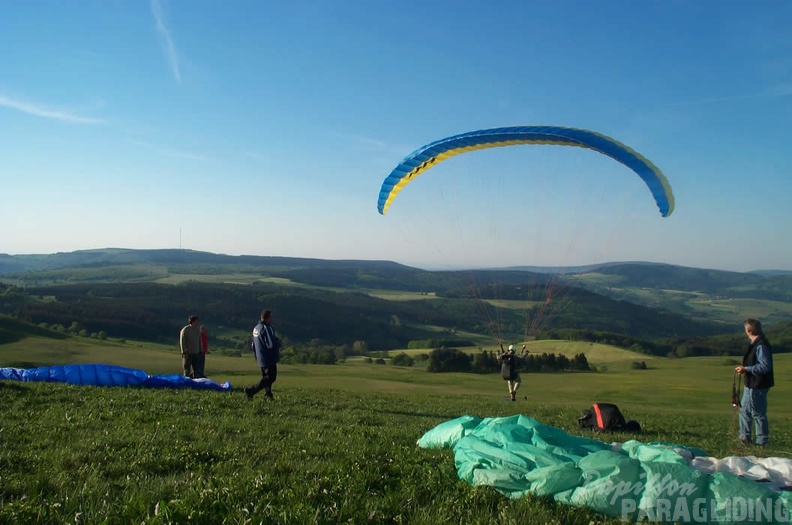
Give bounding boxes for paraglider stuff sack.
[578,403,631,432]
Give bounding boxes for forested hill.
[1,279,726,351]
[569,262,792,302]
[0,248,412,275]
[2,250,791,302]
[2,249,791,354]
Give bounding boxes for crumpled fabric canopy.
[0,364,231,391]
[418,415,792,524]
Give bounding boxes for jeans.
[739,387,769,445]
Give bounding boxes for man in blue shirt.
[245,309,282,400]
[735,318,774,446]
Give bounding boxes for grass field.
[687,297,792,323]
[2,335,791,524]
[153,273,268,285]
[480,298,541,310]
[364,290,438,301]
[569,273,792,325]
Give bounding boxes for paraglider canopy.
[377,125,674,217]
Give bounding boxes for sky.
[1,0,791,272]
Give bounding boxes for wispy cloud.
[343,133,415,159]
[150,0,181,83]
[768,83,792,96]
[129,139,210,162]
[0,94,104,124]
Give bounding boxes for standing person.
[735,318,774,446]
[194,325,209,379]
[245,309,282,400]
[499,344,521,401]
[179,315,203,378]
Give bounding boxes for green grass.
[364,290,438,301]
[153,273,268,285]
[481,298,541,309]
[687,297,792,322]
[2,337,791,524]
[393,340,656,367]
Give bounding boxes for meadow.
[2,336,791,524]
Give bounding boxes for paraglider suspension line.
[731,370,742,408]
[731,370,742,442]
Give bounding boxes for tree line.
[426,348,590,373]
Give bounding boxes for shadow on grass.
[0,381,28,391]
[371,408,464,420]
[3,361,41,369]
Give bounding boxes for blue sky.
[1,0,790,272]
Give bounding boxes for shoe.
[510,392,516,402]
[244,387,254,400]
[265,391,274,400]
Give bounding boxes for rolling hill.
[2,248,791,355]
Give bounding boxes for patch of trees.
[391,353,415,367]
[427,348,590,373]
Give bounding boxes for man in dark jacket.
[179,315,203,378]
[499,344,522,401]
[245,309,282,400]
[735,318,774,446]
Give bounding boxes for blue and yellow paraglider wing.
[377,126,674,217]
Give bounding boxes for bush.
[391,353,414,367]
[427,348,471,373]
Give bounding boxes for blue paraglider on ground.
[0,363,231,391]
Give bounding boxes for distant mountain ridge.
[502,261,792,277]
[0,248,411,275]
[1,248,790,277]
[2,248,792,310]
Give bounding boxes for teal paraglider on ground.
[418,415,792,524]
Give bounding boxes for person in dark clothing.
[179,315,203,378]
[498,344,522,401]
[245,309,282,400]
[735,318,774,446]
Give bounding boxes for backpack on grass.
[578,402,641,433]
